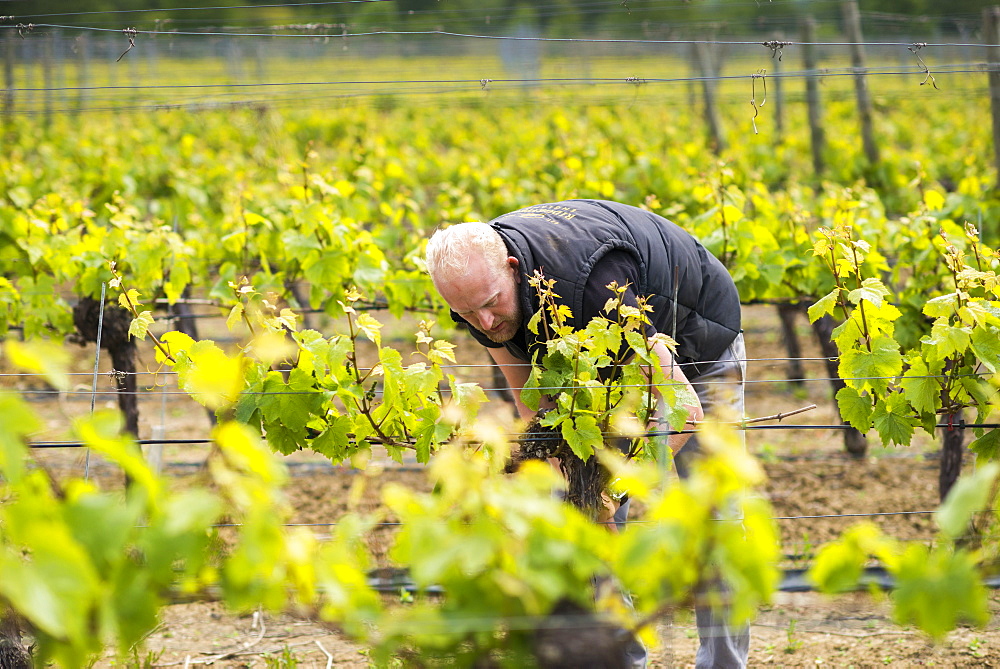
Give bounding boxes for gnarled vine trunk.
[939,411,964,502]
[776,303,806,388]
[507,414,609,517]
[72,296,139,438]
[533,598,630,669]
[0,610,32,669]
[507,417,632,667]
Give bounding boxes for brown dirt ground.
[10,304,1000,667]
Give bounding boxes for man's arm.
[648,340,703,455]
[487,346,554,421]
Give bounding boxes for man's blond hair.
[425,222,508,286]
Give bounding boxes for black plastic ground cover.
[367,566,1000,595]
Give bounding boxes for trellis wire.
[3,65,991,94]
[1,367,995,388]
[8,358,1000,439]
[1,67,989,117]
[14,0,394,19]
[2,17,990,116]
[9,22,995,50]
[0,357,848,376]
[200,508,938,530]
[25,418,1000,451]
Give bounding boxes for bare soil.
[10,304,1000,667]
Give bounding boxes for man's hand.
[597,491,619,534]
[647,339,703,455]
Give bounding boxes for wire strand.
[18,23,997,49]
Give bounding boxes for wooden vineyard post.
[3,34,13,121]
[76,32,89,114]
[43,31,53,128]
[801,16,825,177]
[841,0,880,169]
[985,6,1000,193]
[52,29,65,117]
[692,40,726,154]
[771,33,785,141]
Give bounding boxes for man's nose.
[478,310,494,329]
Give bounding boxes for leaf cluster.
[520,274,693,463]
[147,283,486,465]
[0,340,778,667]
[807,219,1000,451]
[0,344,380,665]
[810,463,1000,641]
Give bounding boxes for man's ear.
[507,256,520,283]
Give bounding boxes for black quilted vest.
[488,199,741,370]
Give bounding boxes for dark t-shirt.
[460,250,654,352]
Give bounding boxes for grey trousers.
[616,333,750,669]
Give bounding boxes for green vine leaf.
[4,340,71,392]
[258,368,326,454]
[899,357,941,416]
[521,365,543,412]
[449,378,488,423]
[117,288,140,310]
[892,545,989,641]
[355,312,383,346]
[807,287,839,323]
[128,310,154,340]
[835,386,873,432]
[562,413,602,460]
[847,277,889,306]
[226,303,245,332]
[969,429,1000,463]
[0,395,40,484]
[970,326,1000,373]
[935,462,1000,539]
[870,394,917,446]
[809,524,884,594]
[838,337,902,395]
[923,293,961,319]
[310,415,353,462]
[921,323,971,362]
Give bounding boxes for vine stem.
[233,287,257,339]
[939,246,971,407]
[109,263,176,364]
[341,300,400,446]
[825,243,851,324]
[691,403,817,426]
[601,286,631,430]
[567,339,582,422]
[849,244,873,352]
[350,396,399,446]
